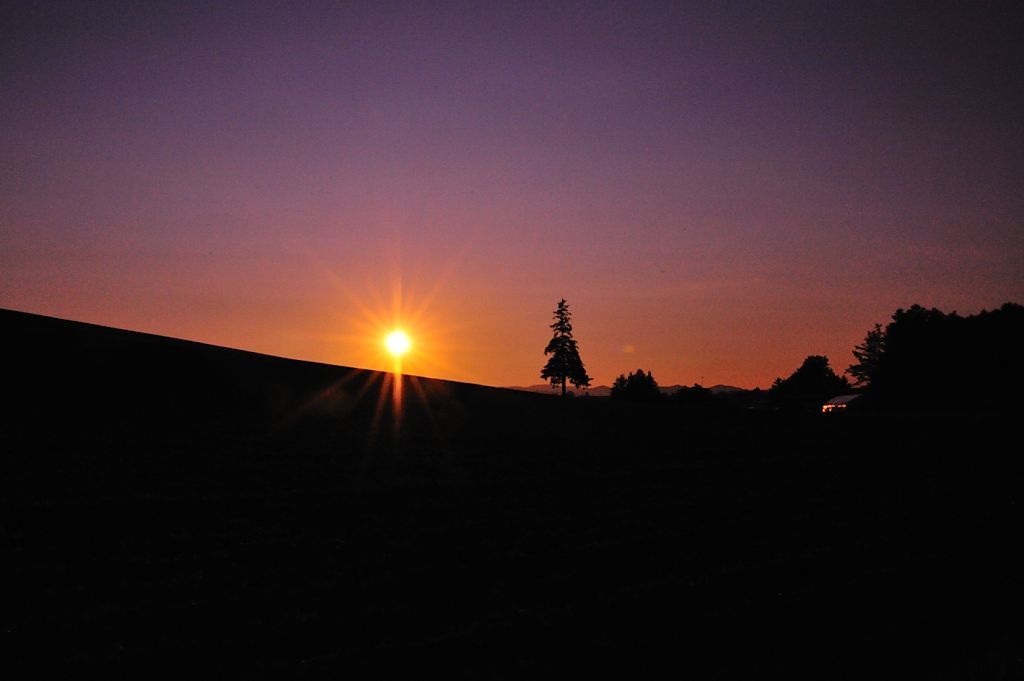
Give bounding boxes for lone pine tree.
[541,298,592,396]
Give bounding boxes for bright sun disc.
[385,330,411,356]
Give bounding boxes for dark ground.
[2,309,1022,678]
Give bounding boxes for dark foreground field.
[3,309,1022,678]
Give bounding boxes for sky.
[2,0,1022,388]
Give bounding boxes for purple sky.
[2,1,1022,388]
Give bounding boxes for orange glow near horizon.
[3,3,1023,392]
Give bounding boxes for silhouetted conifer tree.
[541,299,591,396]
[848,323,886,387]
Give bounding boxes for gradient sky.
[2,1,1022,388]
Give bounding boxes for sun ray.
[298,239,488,457]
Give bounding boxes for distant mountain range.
[507,383,746,397]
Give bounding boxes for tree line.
[540,299,1024,409]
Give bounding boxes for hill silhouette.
[3,309,1022,678]
[2,308,562,501]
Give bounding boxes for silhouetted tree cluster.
[541,299,591,396]
[771,355,850,405]
[672,384,714,408]
[848,302,1024,407]
[610,369,662,402]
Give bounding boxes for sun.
[385,330,411,357]
[327,262,463,380]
